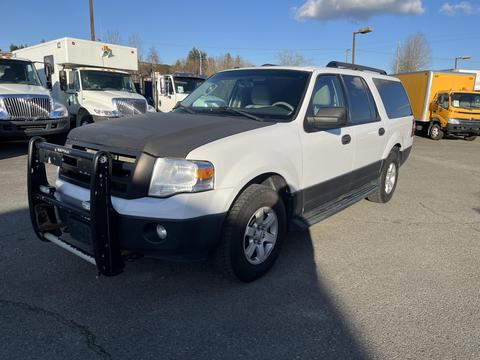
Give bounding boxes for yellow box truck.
[397,71,480,140]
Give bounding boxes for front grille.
[113,98,147,116]
[2,95,52,120]
[59,145,137,196]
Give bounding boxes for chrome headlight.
[148,158,214,197]
[448,118,462,125]
[93,108,119,117]
[0,98,9,120]
[50,101,68,119]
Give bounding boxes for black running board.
[290,183,378,230]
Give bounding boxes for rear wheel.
[464,135,477,141]
[214,184,286,282]
[367,150,400,204]
[429,123,444,140]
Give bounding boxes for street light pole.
[352,27,373,64]
[346,49,350,63]
[454,55,471,69]
[89,0,95,41]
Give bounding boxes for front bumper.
[27,137,225,276]
[445,120,480,136]
[0,118,69,137]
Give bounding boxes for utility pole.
[89,0,95,41]
[395,41,400,73]
[345,49,350,63]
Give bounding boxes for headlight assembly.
[93,108,119,117]
[448,118,462,125]
[148,158,214,197]
[50,101,69,119]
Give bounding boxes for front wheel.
[429,123,444,140]
[368,150,399,203]
[214,184,286,282]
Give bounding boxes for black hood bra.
[68,111,275,157]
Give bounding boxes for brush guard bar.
[27,137,124,276]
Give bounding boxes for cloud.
[440,2,477,16]
[295,0,425,21]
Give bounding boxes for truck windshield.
[80,70,136,92]
[173,77,205,94]
[451,92,480,109]
[180,69,310,121]
[0,59,41,86]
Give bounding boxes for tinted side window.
[373,79,412,119]
[307,75,345,116]
[342,75,378,125]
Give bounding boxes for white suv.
[27,62,414,281]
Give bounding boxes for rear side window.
[342,75,378,125]
[373,79,412,119]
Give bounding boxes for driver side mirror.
[44,63,53,90]
[59,70,67,91]
[306,107,347,131]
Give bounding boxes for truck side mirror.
[44,63,53,90]
[59,70,68,91]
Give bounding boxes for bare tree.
[128,33,143,61]
[392,33,431,73]
[104,30,121,44]
[276,50,311,66]
[146,47,161,65]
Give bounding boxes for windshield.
[173,77,205,94]
[180,69,311,121]
[451,92,480,109]
[80,70,136,92]
[0,59,41,86]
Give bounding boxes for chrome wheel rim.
[385,162,397,194]
[243,207,278,265]
[431,126,439,137]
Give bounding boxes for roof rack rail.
[261,63,276,67]
[326,61,387,75]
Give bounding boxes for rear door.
[341,75,385,190]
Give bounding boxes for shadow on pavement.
[0,207,369,360]
[0,140,28,160]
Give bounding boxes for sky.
[2,0,480,72]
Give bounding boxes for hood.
[451,109,480,117]
[68,111,275,158]
[0,83,50,96]
[175,93,189,102]
[82,89,146,100]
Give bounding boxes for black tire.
[77,109,93,127]
[214,184,286,282]
[464,135,477,141]
[367,150,400,203]
[429,123,444,140]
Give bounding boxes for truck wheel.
[429,124,443,140]
[464,135,477,141]
[367,150,399,204]
[214,184,286,282]
[77,110,93,127]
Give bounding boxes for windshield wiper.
[217,107,263,122]
[174,103,196,114]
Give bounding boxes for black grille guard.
[27,137,124,276]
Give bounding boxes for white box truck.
[0,54,69,138]
[155,72,206,112]
[14,38,153,127]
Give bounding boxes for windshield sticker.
[177,86,184,93]
[453,100,460,107]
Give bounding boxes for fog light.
[156,224,167,240]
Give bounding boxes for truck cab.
[0,56,69,138]
[156,73,205,112]
[430,91,480,140]
[64,67,150,126]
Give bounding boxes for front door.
[66,70,81,116]
[300,74,355,214]
[159,76,177,112]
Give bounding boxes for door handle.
[378,127,385,136]
[342,134,351,145]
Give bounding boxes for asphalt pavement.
[0,136,479,360]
